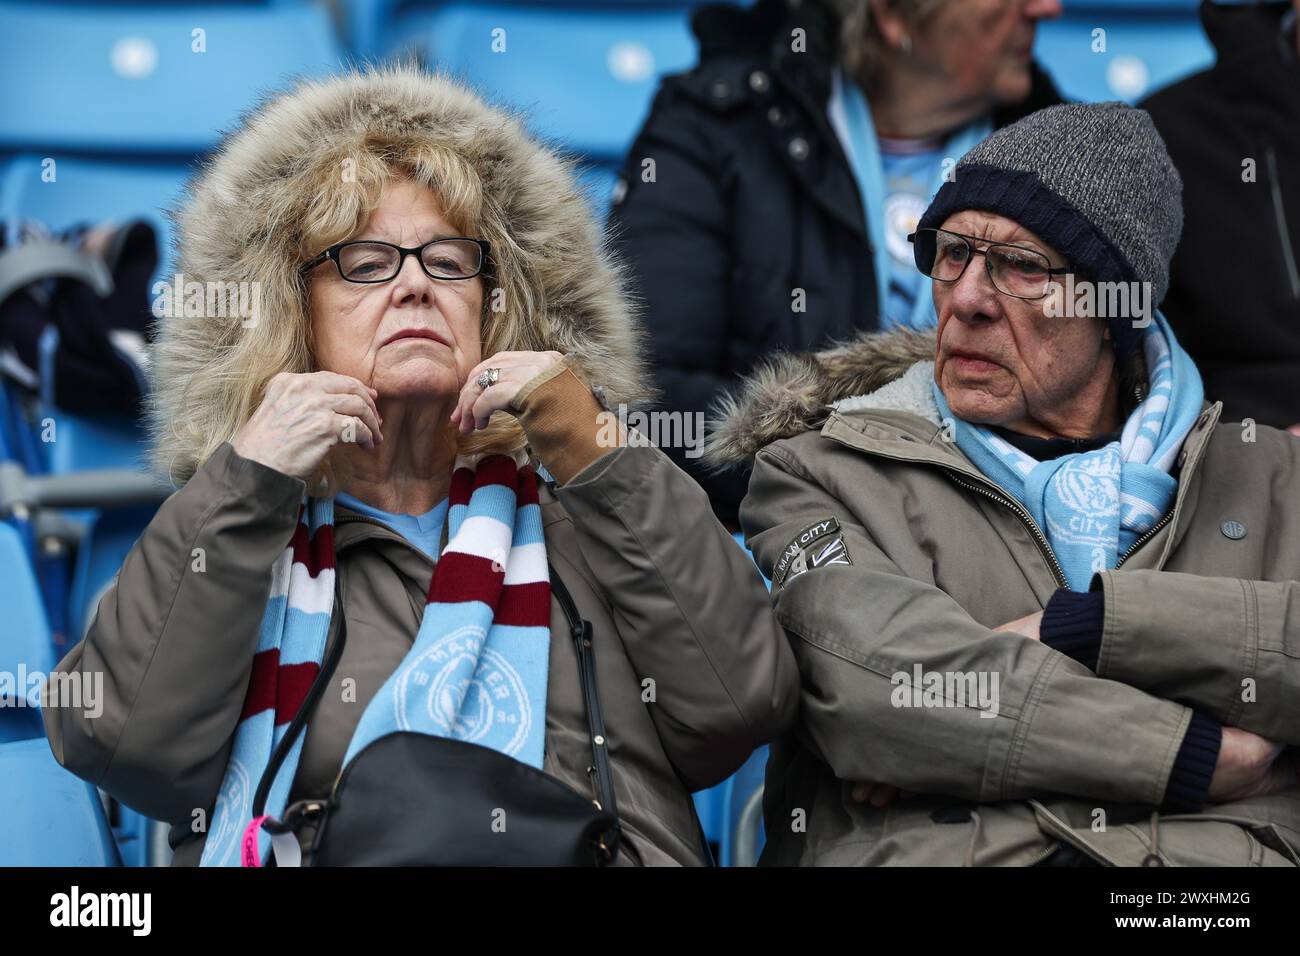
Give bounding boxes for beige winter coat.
[712,329,1300,866]
[41,66,799,866]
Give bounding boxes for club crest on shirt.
[772,517,853,589]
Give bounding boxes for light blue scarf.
[933,313,1204,590]
[837,73,992,331]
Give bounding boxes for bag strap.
[252,571,349,819]
[548,561,622,855]
[251,557,622,855]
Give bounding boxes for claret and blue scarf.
[200,452,551,867]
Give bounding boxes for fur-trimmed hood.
[706,327,939,466]
[150,64,645,485]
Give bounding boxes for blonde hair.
[155,66,645,491]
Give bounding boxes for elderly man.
[711,102,1300,866]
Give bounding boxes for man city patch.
[772,517,853,589]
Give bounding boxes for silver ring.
[476,367,500,389]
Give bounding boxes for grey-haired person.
[714,102,1300,866]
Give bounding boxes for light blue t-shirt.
[335,492,450,561]
[878,138,946,327]
[826,68,990,330]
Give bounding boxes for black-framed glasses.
[908,227,1070,300]
[300,238,491,283]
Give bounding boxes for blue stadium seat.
[0,0,344,154]
[0,738,121,865]
[348,0,727,60]
[384,3,700,163]
[1035,3,1214,103]
[108,805,173,868]
[40,409,152,476]
[692,744,768,866]
[719,744,766,866]
[0,153,193,287]
[0,154,170,476]
[0,378,45,475]
[0,521,56,742]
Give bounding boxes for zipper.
[1266,143,1300,300]
[1114,507,1175,569]
[940,468,1068,589]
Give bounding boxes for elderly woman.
[612,0,1063,526]
[41,67,798,867]
[712,102,1300,866]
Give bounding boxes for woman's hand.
[231,371,384,481]
[452,351,564,435]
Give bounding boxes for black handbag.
[250,564,622,866]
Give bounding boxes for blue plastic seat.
[1035,4,1214,103]
[0,522,56,742]
[349,0,725,60]
[384,3,700,163]
[0,152,193,288]
[0,0,344,155]
[39,408,153,476]
[0,738,121,865]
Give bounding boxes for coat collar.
[706,323,1224,567]
[331,480,569,558]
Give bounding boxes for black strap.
[548,562,621,854]
[252,572,349,819]
[251,559,622,854]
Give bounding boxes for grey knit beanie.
[916,102,1183,357]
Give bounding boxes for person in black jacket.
[609,0,1064,527]
[1141,0,1300,434]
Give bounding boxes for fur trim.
[833,360,939,423]
[151,64,646,485]
[705,327,936,467]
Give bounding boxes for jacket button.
[748,69,770,93]
[1195,409,1212,430]
[767,105,784,125]
[788,137,810,160]
[1220,520,1246,540]
[710,80,731,99]
[1176,448,1188,468]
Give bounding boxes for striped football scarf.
[199,452,551,867]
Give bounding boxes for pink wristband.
[241,816,269,867]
